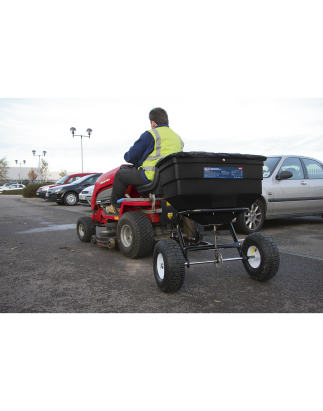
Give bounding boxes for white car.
[0,183,25,193]
[79,185,95,206]
[0,183,15,189]
[234,155,323,233]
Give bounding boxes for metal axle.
[185,256,255,267]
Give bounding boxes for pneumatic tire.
[64,192,78,206]
[153,239,185,293]
[242,232,280,281]
[117,212,154,259]
[77,216,96,242]
[234,199,265,234]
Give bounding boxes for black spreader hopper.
[156,151,266,225]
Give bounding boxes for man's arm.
[124,131,155,167]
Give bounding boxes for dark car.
[45,174,102,206]
[36,173,97,199]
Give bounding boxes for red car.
[36,173,97,199]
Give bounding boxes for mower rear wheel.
[77,216,96,242]
[242,232,280,281]
[117,212,154,259]
[153,239,185,293]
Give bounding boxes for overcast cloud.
[1,98,322,174]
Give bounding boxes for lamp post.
[15,160,26,183]
[32,150,47,168]
[32,150,47,182]
[70,127,92,172]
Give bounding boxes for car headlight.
[52,187,62,193]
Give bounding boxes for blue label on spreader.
[204,167,243,179]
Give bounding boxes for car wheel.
[64,192,78,206]
[234,199,265,234]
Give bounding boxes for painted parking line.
[205,235,323,261]
[16,224,76,234]
[279,251,323,262]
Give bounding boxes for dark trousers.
[111,168,147,207]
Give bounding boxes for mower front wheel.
[77,216,96,242]
[153,239,185,293]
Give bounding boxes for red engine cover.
[91,166,119,209]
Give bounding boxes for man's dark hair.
[149,107,169,125]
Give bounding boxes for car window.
[302,158,323,179]
[86,175,100,185]
[279,157,304,180]
[68,177,78,183]
[18,185,24,188]
[56,175,70,184]
[263,157,281,178]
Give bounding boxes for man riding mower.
[76,108,280,292]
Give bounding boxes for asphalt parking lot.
[0,195,323,313]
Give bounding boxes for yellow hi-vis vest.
[140,126,184,181]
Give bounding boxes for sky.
[0,0,323,43]
[1,98,323,176]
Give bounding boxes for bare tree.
[0,156,9,182]
[39,158,50,182]
[27,168,38,182]
[59,169,67,178]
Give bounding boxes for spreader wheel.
[117,211,154,259]
[153,239,185,293]
[77,216,96,242]
[242,232,280,281]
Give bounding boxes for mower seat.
[136,168,163,196]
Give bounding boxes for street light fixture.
[32,150,47,168]
[15,160,26,184]
[70,127,92,172]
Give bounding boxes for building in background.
[5,167,90,183]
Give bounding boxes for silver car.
[79,185,94,206]
[234,155,323,233]
[0,183,25,193]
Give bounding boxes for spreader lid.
[156,151,267,167]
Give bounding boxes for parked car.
[79,185,95,206]
[36,173,98,199]
[0,183,25,193]
[0,182,15,189]
[45,174,102,205]
[234,155,323,233]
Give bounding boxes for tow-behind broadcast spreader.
[76,152,280,292]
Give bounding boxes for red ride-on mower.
[76,152,280,293]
